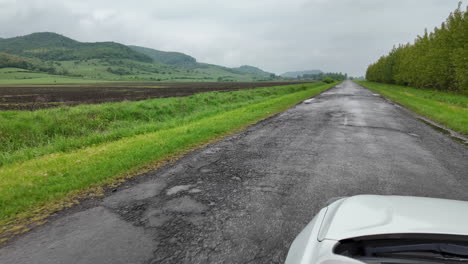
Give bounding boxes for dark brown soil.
[0,82,309,110]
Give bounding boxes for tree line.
[366,3,467,93]
[299,72,347,81]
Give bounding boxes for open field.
[0,81,308,110]
[356,81,468,135]
[0,81,336,239]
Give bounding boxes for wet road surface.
[1,81,467,263]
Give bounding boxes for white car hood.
[318,195,468,241]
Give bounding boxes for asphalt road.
[1,81,467,263]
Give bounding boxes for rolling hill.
[128,45,196,66]
[0,32,152,62]
[129,46,273,77]
[232,65,272,77]
[0,32,275,82]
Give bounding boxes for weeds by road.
[357,81,468,135]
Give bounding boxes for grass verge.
[356,81,468,135]
[0,82,336,239]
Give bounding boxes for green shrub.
[323,77,334,83]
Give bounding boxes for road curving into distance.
[1,80,467,263]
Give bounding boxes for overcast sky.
[0,0,465,76]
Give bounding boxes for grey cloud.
[1,0,465,76]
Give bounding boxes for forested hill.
[0,32,152,62]
[128,45,197,66]
[232,65,272,76]
[129,47,274,76]
[366,4,467,93]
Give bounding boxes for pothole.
[103,182,166,208]
[143,209,172,227]
[163,196,208,214]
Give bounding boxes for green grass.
[0,68,111,84]
[356,81,468,135]
[0,82,336,226]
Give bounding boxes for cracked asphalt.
[1,81,467,264]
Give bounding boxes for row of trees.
[366,3,467,93]
[300,72,347,81]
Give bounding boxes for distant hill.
[0,32,276,82]
[281,70,322,78]
[128,47,273,77]
[232,65,272,77]
[0,32,152,62]
[129,45,196,66]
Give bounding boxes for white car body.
[285,195,468,264]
